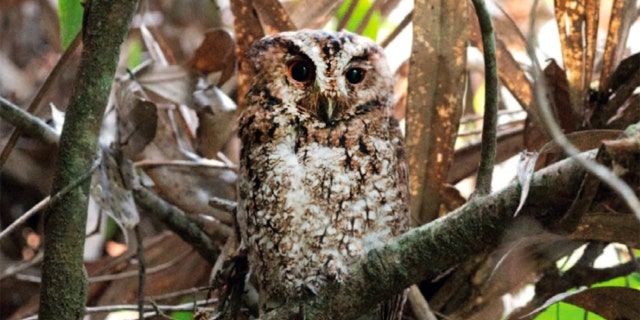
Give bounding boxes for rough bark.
[38,1,139,319]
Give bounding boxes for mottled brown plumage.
[237,30,409,319]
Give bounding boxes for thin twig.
[0,33,81,169]
[337,0,358,31]
[471,0,499,197]
[0,251,43,281]
[0,96,59,146]
[381,10,413,48]
[208,197,238,214]
[355,0,380,35]
[408,285,438,320]
[19,299,218,320]
[0,155,100,241]
[148,286,211,301]
[88,249,192,283]
[135,225,146,320]
[133,186,220,264]
[134,159,236,171]
[16,249,194,284]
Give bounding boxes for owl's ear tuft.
[246,44,265,73]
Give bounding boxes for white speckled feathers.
[237,30,409,317]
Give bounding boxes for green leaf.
[336,0,381,40]
[58,0,83,49]
[170,311,193,320]
[534,301,605,320]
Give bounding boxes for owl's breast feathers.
[238,105,409,303]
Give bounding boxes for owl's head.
[246,30,393,125]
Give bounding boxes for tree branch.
[0,96,59,145]
[38,1,139,319]
[471,0,499,196]
[265,151,597,319]
[132,186,220,264]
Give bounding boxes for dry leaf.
[188,29,237,87]
[90,146,140,239]
[133,62,196,106]
[194,86,237,158]
[514,151,538,216]
[117,99,158,158]
[524,287,640,320]
[407,0,469,224]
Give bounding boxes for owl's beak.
[316,94,340,125]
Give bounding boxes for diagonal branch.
[264,150,599,319]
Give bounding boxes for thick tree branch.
[265,151,598,319]
[38,1,139,319]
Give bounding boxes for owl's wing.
[387,116,411,234]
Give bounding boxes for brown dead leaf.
[598,0,637,91]
[554,0,600,121]
[133,62,196,107]
[137,109,236,225]
[252,0,296,34]
[539,129,623,154]
[194,86,237,158]
[188,29,237,87]
[90,147,140,237]
[571,212,640,247]
[525,287,640,320]
[598,54,640,127]
[543,59,576,133]
[606,52,640,94]
[231,0,265,111]
[407,1,468,224]
[283,0,341,29]
[117,99,158,158]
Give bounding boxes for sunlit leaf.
[336,0,381,40]
[58,0,83,49]
[534,301,605,320]
[407,1,468,224]
[554,0,600,121]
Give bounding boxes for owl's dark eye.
[345,68,366,84]
[287,58,315,83]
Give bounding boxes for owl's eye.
[287,59,315,83]
[345,68,366,84]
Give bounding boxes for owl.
[237,30,409,319]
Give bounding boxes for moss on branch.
[38,1,139,319]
